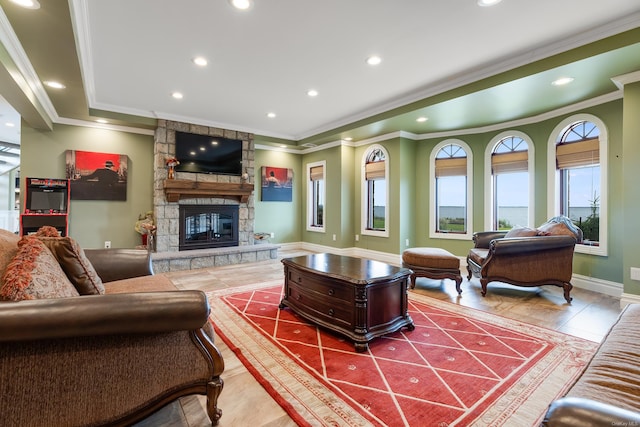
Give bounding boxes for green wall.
[20,123,154,249]
[253,149,302,244]
[622,81,640,295]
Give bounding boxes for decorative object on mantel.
[165,157,180,180]
[135,211,156,251]
[261,166,293,202]
[163,179,253,203]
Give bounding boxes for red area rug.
[209,284,598,426]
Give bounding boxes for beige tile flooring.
[135,249,622,427]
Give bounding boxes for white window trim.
[306,160,326,233]
[484,130,535,230]
[429,139,473,240]
[361,144,389,238]
[547,113,608,256]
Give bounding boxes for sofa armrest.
[489,235,576,256]
[472,231,508,248]
[84,248,153,282]
[0,290,209,342]
[542,397,640,427]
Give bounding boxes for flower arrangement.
[135,211,156,235]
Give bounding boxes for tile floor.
[135,249,623,427]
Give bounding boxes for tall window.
[548,115,608,256]
[487,133,533,230]
[430,140,473,240]
[307,161,325,232]
[362,145,388,237]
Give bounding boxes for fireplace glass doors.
[179,205,239,251]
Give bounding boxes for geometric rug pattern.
[209,283,598,426]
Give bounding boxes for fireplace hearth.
[179,205,239,251]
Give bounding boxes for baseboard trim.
[283,242,624,300]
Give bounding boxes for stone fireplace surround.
[151,120,278,272]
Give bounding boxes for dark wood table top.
[282,253,411,285]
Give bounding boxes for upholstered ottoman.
[402,247,463,293]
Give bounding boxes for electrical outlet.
[355,234,359,242]
[631,267,640,281]
[405,238,410,246]
[270,232,275,238]
[104,241,111,249]
[332,234,337,241]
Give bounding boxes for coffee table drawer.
[287,284,352,327]
[287,269,352,302]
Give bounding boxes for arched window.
[548,115,608,256]
[430,140,473,240]
[361,145,388,237]
[485,132,534,230]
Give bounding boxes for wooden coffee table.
[279,253,414,352]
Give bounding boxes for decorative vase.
[167,165,175,179]
[141,234,148,246]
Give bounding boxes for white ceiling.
[73,0,640,141]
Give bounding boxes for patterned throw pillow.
[38,237,105,295]
[33,226,62,238]
[0,236,79,301]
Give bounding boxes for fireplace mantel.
[163,179,253,203]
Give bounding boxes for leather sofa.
[466,216,582,303]
[542,303,640,426]
[0,230,224,426]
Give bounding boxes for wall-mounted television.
[174,131,243,176]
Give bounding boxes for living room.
[3,1,640,425]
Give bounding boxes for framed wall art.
[66,150,128,201]
[261,166,293,202]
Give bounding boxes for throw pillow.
[0,228,20,286]
[33,226,62,237]
[537,221,577,238]
[0,236,79,301]
[38,237,105,295]
[504,226,539,238]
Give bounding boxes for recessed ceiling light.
[307,89,319,97]
[43,81,66,89]
[229,0,252,10]
[171,92,184,99]
[5,122,15,127]
[366,55,382,66]
[552,77,575,86]
[477,0,502,6]
[416,117,428,123]
[343,137,353,141]
[10,0,40,9]
[96,119,108,124]
[267,112,276,118]
[192,57,208,67]
[279,145,287,148]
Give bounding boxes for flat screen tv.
[174,131,243,175]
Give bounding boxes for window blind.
[309,165,324,181]
[491,151,528,174]
[365,161,385,180]
[556,138,599,169]
[435,157,466,177]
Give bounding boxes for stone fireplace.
[153,120,255,253]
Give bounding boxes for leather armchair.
[0,248,224,427]
[466,218,581,303]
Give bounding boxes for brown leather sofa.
[0,244,224,426]
[542,303,640,426]
[466,217,582,303]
